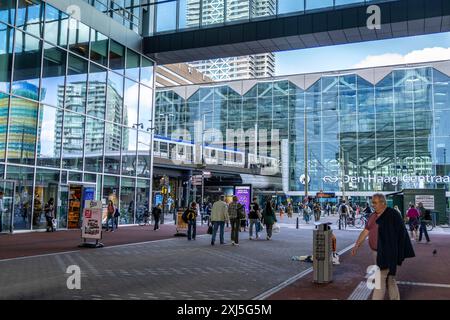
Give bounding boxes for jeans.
[114,216,119,229]
[187,220,196,240]
[106,216,114,231]
[266,224,273,238]
[249,219,260,238]
[211,221,225,244]
[419,221,430,242]
[230,218,240,244]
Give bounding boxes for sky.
[275,32,450,76]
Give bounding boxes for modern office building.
[186,0,275,81]
[0,0,155,232]
[155,61,450,208]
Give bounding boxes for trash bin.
[313,222,333,283]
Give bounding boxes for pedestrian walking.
[417,202,431,243]
[338,200,350,229]
[228,196,244,246]
[0,191,7,232]
[303,204,311,223]
[262,199,277,240]
[286,203,293,218]
[351,193,414,300]
[406,204,420,241]
[248,197,261,240]
[114,206,120,230]
[313,202,321,221]
[44,198,55,232]
[106,200,115,232]
[152,203,162,231]
[184,202,198,241]
[210,195,229,245]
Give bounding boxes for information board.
[81,200,103,240]
[415,195,435,210]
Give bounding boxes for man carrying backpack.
[183,202,198,241]
[228,196,244,246]
[338,200,350,229]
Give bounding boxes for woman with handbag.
[262,199,277,240]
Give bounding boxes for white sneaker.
[231,241,235,245]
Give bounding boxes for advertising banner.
[81,200,102,240]
[234,185,251,214]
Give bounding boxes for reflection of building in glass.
[55,81,127,155]
[156,63,450,193]
[186,0,275,80]
[8,82,43,159]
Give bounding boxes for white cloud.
[353,47,450,69]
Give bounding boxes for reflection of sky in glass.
[38,105,57,157]
[156,1,177,32]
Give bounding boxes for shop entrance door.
[67,183,96,229]
[0,180,15,233]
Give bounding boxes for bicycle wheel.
[426,222,434,231]
[355,217,365,229]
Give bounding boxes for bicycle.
[423,220,434,231]
[355,215,369,229]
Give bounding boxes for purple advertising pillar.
[234,185,252,214]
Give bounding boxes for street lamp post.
[200,111,213,211]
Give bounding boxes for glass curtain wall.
[0,0,155,231]
[155,65,450,193]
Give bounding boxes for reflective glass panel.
[120,177,135,224]
[66,54,88,113]
[105,122,121,174]
[139,84,152,127]
[107,71,124,124]
[306,0,334,11]
[41,43,66,107]
[125,48,140,81]
[278,0,304,14]
[8,96,38,165]
[34,168,59,229]
[6,165,34,231]
[37,104,61,168]
[44,4,69,47]
[0,94,7,160]
[62,110,84,170]
[124,79,139,127]
[12,31,41,101]
[90,29,108,67]
[121,126,137,176]
[84,116,104,172]
[137,131,150,177]
[17,0,43,38]
[135,179,149,224]
[103,175,119,207]
[68,18,90,58]
[87,63,107,118]
[156,1,177,32]
[109,40,125,74]
[0,23,13,94]
[140,57,154,87]
[0,0,16,26]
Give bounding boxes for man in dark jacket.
[152,204,162,231]
[370,193,414,300]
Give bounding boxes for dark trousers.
[46,216,54,231]
[419,221,430,242]
[153,216,160,230]
[187,220,196,240]
[266,223,273,238]
[230,218,240,244]
[0,213,2,232]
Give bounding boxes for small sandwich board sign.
[79,200,104,248]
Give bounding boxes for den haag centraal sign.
[322,175,450,186]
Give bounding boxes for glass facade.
[0,0,155,232]
[146,0,397,35]
[155,63,450,195]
